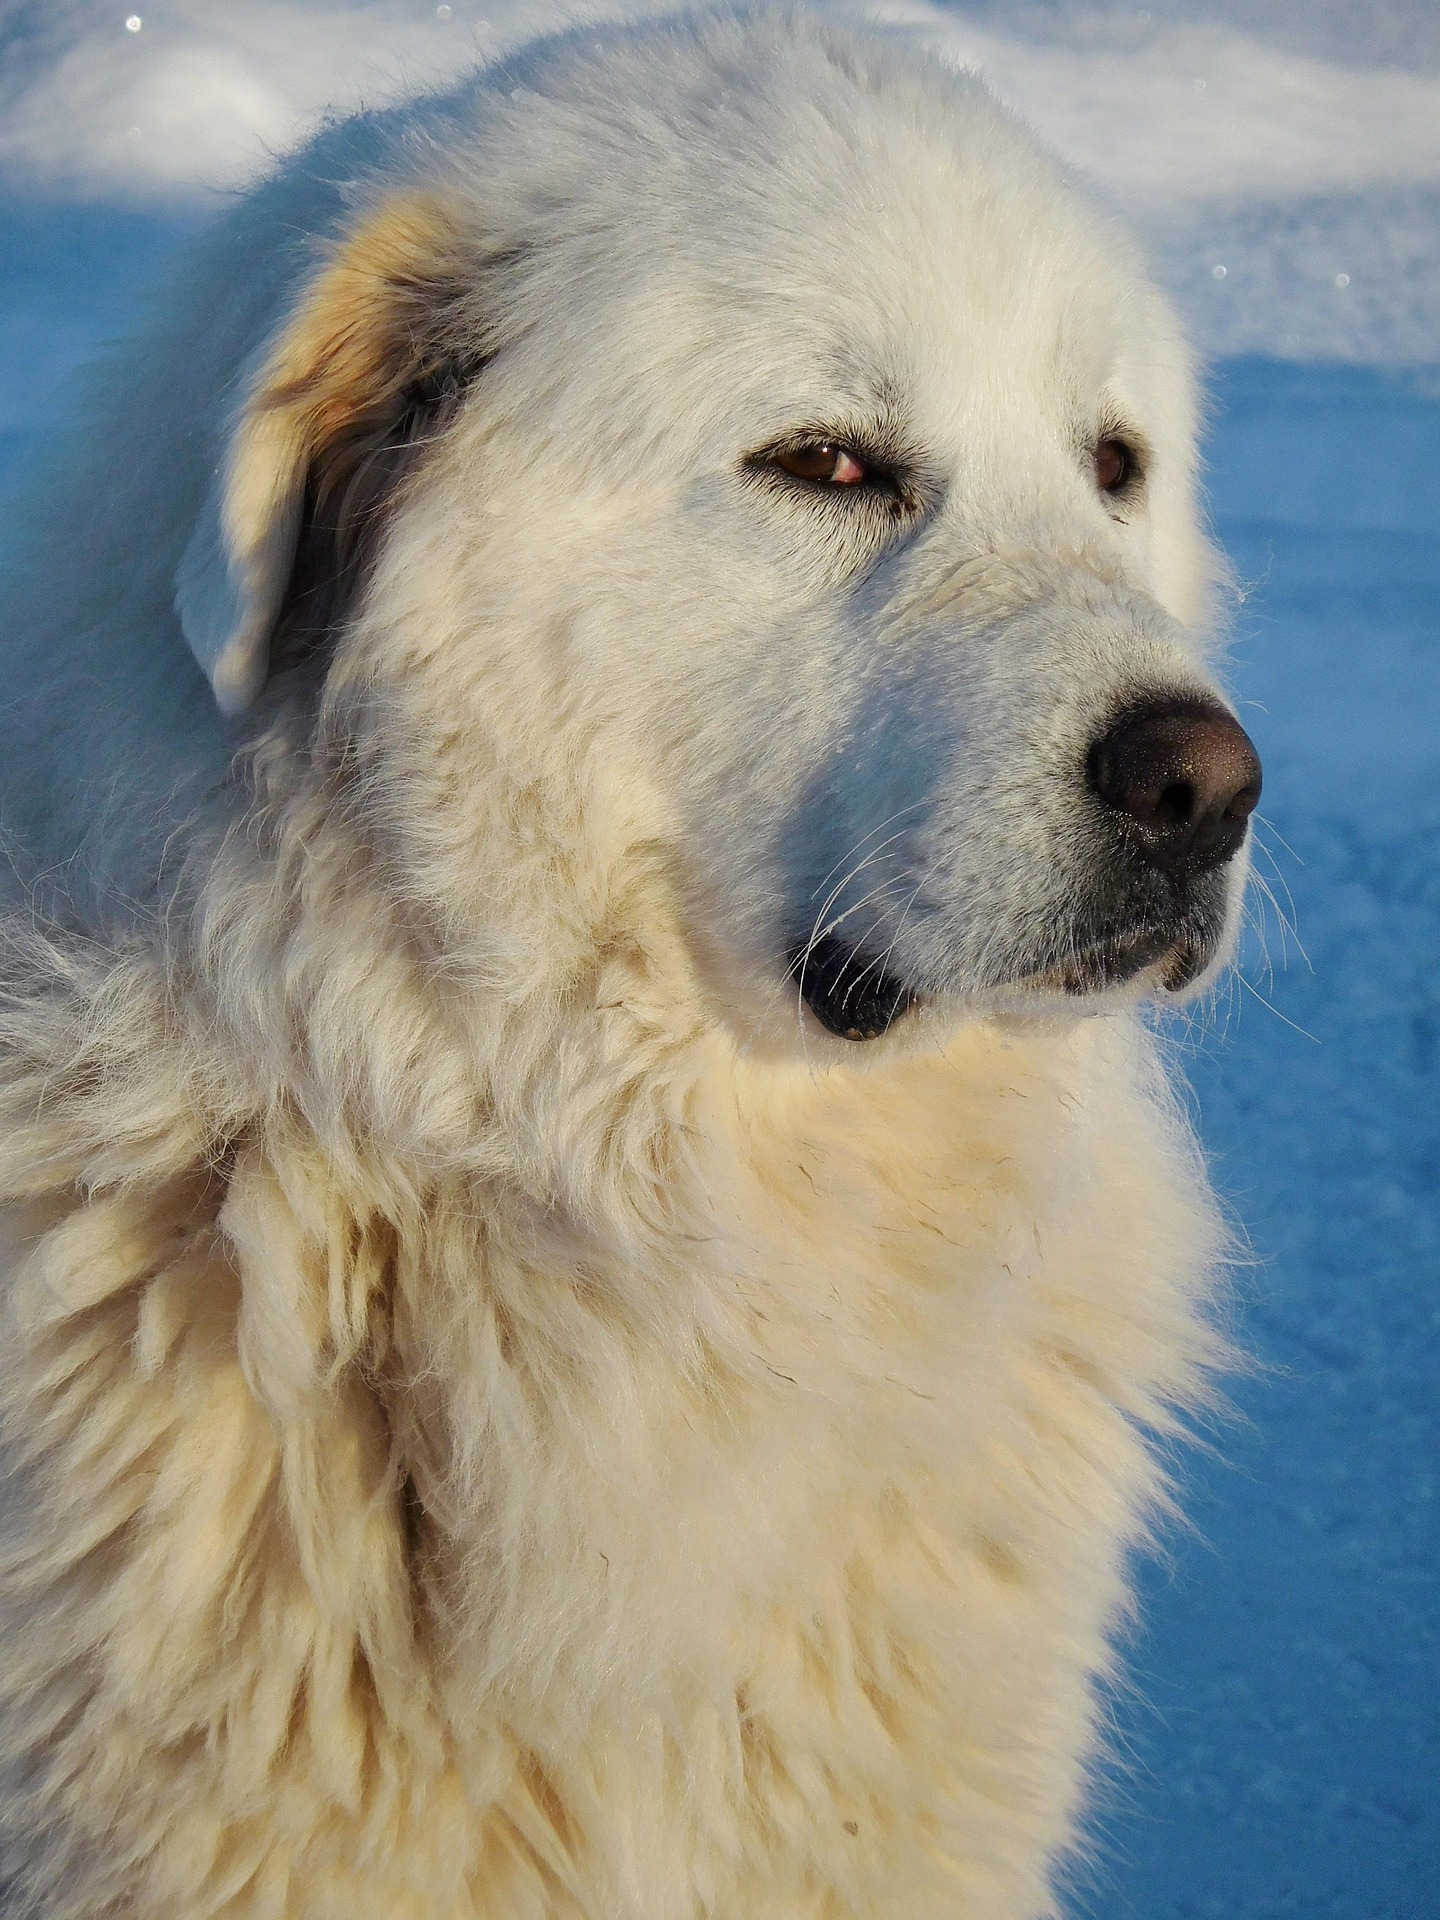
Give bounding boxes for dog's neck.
[0,864,1217,1841]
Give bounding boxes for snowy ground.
[1,3,1437,1914]
[1081,356,1440,1919]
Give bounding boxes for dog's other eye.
[775,442,869,486]
[1094,437,1135,494]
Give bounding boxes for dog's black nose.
[1088,697,1262,876]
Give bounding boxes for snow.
[0,3,1437,1911]
[4,0,1440,359]
[1080,358,1440,1917]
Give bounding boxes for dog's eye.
[775,442,869,486]
[1095,437,1135,494]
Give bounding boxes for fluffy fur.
[0,11,1240,1915]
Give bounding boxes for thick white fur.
[0,10,1236,1916]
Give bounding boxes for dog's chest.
[427,1029,1103,1711]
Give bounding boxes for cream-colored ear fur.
[175,196,475,714]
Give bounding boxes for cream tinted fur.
[0,10,1234,1916]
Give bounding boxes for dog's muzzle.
[788,695,1261,1041]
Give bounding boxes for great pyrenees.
[0,8,1259,1916]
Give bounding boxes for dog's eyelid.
[744,433,918,508]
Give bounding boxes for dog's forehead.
[684,193,1131,447]
[479,40,1150,447]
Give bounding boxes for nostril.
[1155,780,1195,829]
[1224,776,1262,824]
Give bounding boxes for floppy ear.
[176,195,479,715]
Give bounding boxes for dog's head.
[176,10,1258,1055]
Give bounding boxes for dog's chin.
[1013,924,1218,999]
[788,919,1224,1044]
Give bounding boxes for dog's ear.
[176,194,479,715]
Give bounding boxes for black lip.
[788,934,917,1041]
[786,899,1223,1034]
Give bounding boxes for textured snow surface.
[0,9,1437,1911]
[1078,357,1440,1919]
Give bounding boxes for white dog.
[0,9,1259,1916]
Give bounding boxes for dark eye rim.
[743,433,916,508]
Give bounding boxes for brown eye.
[776,442,867,485]
[1095,437,1133,494]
